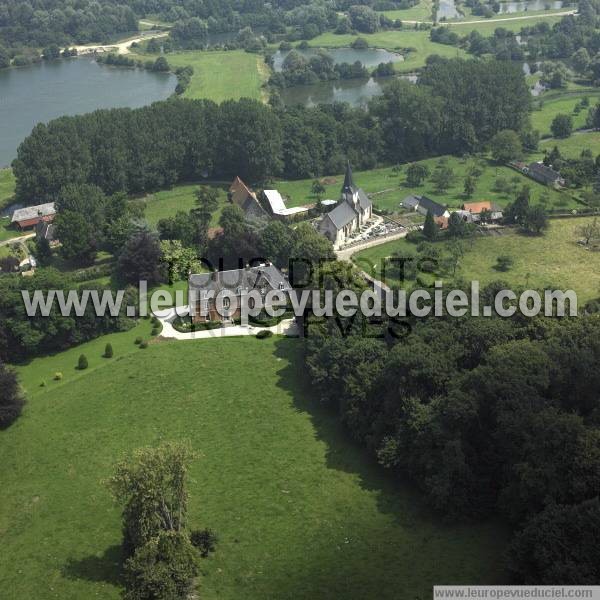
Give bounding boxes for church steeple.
[342,161,355,195]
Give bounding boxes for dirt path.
[69,31,169,56]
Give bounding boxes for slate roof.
[417,195,448,217]
[528,162,563,184]
[11,203,56,223]
[402,195,421,209]
[325,201,358,229]
[189,265,291,296]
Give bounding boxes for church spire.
[342,160,355,194]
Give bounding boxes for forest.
[12,57,530,204]
[303,263,600,584]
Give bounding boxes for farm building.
[11,203,56,230]
[462,201,503,222]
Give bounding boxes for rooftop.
[11,203,56,223]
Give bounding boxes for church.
[317,162,373,249]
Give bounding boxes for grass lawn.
[539,131,600,158]
[380,0,434,21]
[0,218,24,242]
[306,30,467,71]
[0,168,16,210]
[1,336,509,599]
[132,183,228,228]
[531,93,600,136]
[446,13,565,34]
[135,50,268,103]
[276,156,576,212]
[354,217,600,302]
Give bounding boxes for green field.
[131,183,228,228]
[532,93,600,136]
[380,0,434,21]
[275,156,577,212]
[0,168,15,210]
[0,335,508,599]
[446,13,565,34]
[540,131,600,158]
[136,50,268,103]
[306,30,467,71]
[354,217,600,301]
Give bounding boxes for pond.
[272,47,404,72]
[0,57,176,168]
[279,76,419,108]
[498,0,564,13]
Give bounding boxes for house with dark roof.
[526,162,565,187]
[317,162,373,249]
[228,177,269,222]
[189,264,291,324]
[401,195,450,222]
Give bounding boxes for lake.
[0,57,176,168]
[272,47,404,72]
[278,76,420,108]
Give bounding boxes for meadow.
[379,0,434,21]
[353,216,600,302]
[531,93,600,136]
[306,30,468,71]
[0,168,15,209]
[539,130,600,158]
[131,183,228,228]
[134,50,268,103]
[275,155,577,212]
[0,336,509,599]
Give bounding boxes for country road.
[68,31,169,56]
[0,233,34,247]
[401,9,576,26]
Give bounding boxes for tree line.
[13,57,531,205]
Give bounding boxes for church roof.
[342,161,355,194]
[326,200,358,230]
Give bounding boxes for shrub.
[256,330,274,339]
[190,528,218,558]
[495,255,514,272]
[54,372,63,381]
[78,354,89,370]
[151,327,160,336]
[139,341,149,349]
[134,337,143,345]
[40,381,46,387]
[0,362,25,429]
[104,343,114,358]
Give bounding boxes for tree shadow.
[271,337,437,529]
[62,544,124,587]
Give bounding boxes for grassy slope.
[0,168,15,209]
[532,94,600,136]
[138,50,267,103]
[132,183,228,228]
[276,156,576,212]
[447,14,564,34]
[354,217,600,301]
[380,0,434,21]
[0,337,508,599]
[540,130,600,157]
[306,30,467,71]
